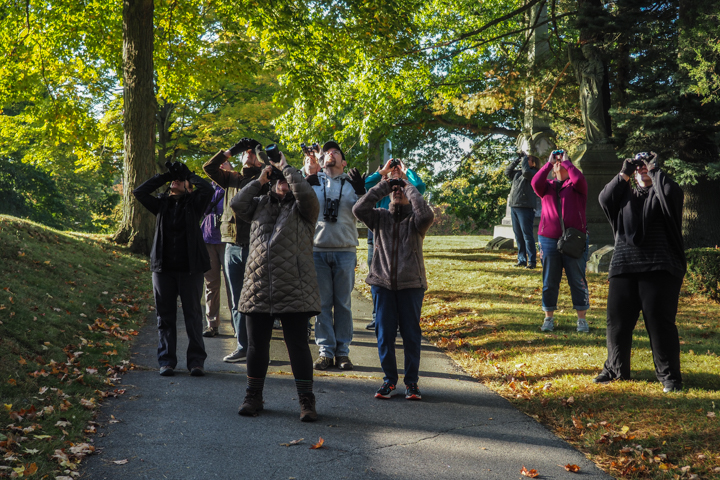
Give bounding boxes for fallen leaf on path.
[563,464,580,472]
[520,466,539,477]
[113,459,128,465]
[280,438,304,447]
[707,412,716,418]
[310,437,325,449]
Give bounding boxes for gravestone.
[587,245,614,273]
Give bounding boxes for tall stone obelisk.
[493,3,554,240]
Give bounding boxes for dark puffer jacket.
[505,156,539,209]
[352,181,435,291]
[230,166,321,315]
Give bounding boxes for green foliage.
[685,248,720,302]
[0,216,151,477]
[431,137,513,231]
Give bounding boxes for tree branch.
[393,116,520,138]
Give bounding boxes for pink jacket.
[531,160,588,240]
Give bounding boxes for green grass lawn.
[357,235,720,480]
[0,215,152,478]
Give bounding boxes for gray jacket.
[312,171,359,252]
[352,182,435,291]
[230,166,321,316]
[505,156,538,209]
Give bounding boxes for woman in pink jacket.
[531,150,590,333]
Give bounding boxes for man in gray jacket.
[353,176,434,400]
[307,141,365,371]
[505,152,539,269]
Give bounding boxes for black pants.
[152,271,207,370]
[602,271,683,386]
[246,313,313,381]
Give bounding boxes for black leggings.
[603,271,683,385]
[246,313,313,381]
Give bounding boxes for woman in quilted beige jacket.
[230,152,321,422]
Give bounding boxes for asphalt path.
[81,284,612,480]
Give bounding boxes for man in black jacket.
[505,152,539,269]
[133,162,213,377]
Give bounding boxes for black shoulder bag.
[554,184,586,259]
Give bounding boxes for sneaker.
[223,348,247,363]
[272,319,282,329]
[593,372,614,384]
[313,356,333,371]
[663,382,682,393]
[202,326,218,337]
[405,383,422,400]
[159,366,174,376]
[576,319,589,333]
[335,356,353,370]
[238,390,263,417]
[365,321,376,330]
[375,381,396,399]
[298,393,318,422]
[513,262,527,267]
[525,264,536,270]
[190,366,205,377]
[541,317,554,332]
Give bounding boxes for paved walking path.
[81,288,611,480]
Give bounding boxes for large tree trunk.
[682,178,720,249]
[113,0,157,255]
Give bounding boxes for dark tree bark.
[682,178,720,249]
[113,0,157,255]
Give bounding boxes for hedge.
[686,248,720,302]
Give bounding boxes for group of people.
[133,139,434,423]
[506,149,686,393]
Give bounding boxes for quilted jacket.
[230,166,321,315]
[352,181,435,291]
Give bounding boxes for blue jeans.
[313,251,356,358]
[538,235,590,312]
[372,286,424,385]
[224,244,248,350]
[511,207,536,266]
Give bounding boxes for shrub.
[685,248,720,301]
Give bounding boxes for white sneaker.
[577,319,589,333]
[541,317,554,332]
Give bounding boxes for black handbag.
[554,184,586,259]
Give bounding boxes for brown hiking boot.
[238,390,264,417]
[298,393,318,422]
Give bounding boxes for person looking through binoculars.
[363,158,427,330]
[301,142,322,177]
[596,152,686,393]
[305,141,366,371]
[230,147,322,421]
[133,161,213,377]
[203,138,268,363]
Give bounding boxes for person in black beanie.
[203,139,268,362]
[596,151,686,393]
[231,147,321,422]
[133,162,213,377]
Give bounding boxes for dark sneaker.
[159,366,174,377]
[513,262,527,267]
[405,383,422,400]
[314,356,333,370]
[335,356,353,370]
[375,382,396,399]
[190,366,205,377]
[298,393,318,422]
[238,390,264,417]
[223,348,247,363]
[202,326,218,337]
[593,372,614,384]
[525,264,536,270]
[365,321,376,330]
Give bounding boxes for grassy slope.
[357,235,720,480]
[0,215,152,479]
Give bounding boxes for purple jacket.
[531,160,587,240]
[201,183,225,244]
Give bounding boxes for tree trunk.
[682,178,720,249]
[113,0,156,255]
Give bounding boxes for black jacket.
[133,172,213,274]
[505,156,539,209]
